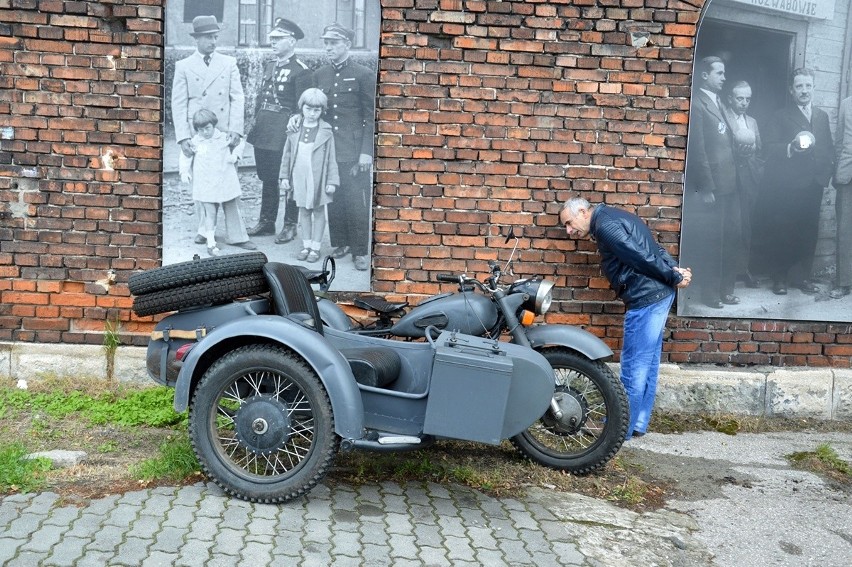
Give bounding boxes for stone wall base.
[2,342,849,420]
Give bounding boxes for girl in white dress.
[179,108,254,256]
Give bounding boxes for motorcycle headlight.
[511,277,555,315]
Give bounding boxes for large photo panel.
[163,0,380,291]
[677,0,852,322]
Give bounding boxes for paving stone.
[240,540,273,563]
[85,523,125,552]
[129,514,163,539]
[6,551,50,566]
[113,537,153,566]
[140,551,179,566]
[43,505,81,527]
[174,538,214,566]
[164,504,196,528]
[0,538,24,564]
[19,524,64,552]
[41,535,89,566]
[186,516,220,541]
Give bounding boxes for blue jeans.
[620,293,674,439]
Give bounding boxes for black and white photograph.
[163,0,380,291]
[677,0,852,322]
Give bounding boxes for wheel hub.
[233,395,292,455]
[543,386,587,435]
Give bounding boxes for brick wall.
[1,0,850,367]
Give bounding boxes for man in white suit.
[171,15,248,247]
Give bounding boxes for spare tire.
[129,252,268,296]
[132,273,270,317]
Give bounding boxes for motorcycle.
[131,238,628,504]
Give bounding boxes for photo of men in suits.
[680,56,743,310]
[753,68,834,296]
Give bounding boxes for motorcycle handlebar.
[436,274,460,283]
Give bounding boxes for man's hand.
[701,192,716,204]
[358,153,372,172]
[287,114,302,133]
[227,132,241,149]
[674,267,692,288]
[279,179,291,192]
[179,139,195,157]
[325,184,336,195]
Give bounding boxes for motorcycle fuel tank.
[390,291,498,338]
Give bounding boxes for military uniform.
[313,57,375,263]
[246,55,312,236]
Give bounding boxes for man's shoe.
[722,294,740,305]
[232,241,257,250]
[194,234,207,244]
[331,246,351,259]
[353,255,369,271]
[829,286,851,299]
[275,224,297,244]
[742,272,760,288]
[795,280,819,294]
[247,222,275,237]
[772,282,788,295]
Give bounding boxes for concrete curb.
[1,342,850,420]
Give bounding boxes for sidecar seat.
[263,262,401,388]
[263,262,324,335]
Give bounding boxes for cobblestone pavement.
[0,479,711,567]
[2,429,850,566]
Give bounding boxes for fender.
[173,315,364,439]
[517,324,614,361]
[317,297,353,331]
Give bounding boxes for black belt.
[259,102,290,113]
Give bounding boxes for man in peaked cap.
[311,23,376,271]
[172,15,249,249]
[246,18,312,243]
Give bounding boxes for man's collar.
[332,57,350,70]
[699,87,719,103]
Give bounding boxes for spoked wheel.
[510,348,628,474]
[189,345,338,503]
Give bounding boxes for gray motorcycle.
[131,246,628,503]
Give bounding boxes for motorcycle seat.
[263,262,324,335]
[340,347,401,388]
[353,295,408,315]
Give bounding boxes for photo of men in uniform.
[162,0,380,292]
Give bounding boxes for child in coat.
[278,88,339,263]
[179,108,255,256]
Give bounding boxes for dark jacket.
[589,205,682,310]
[312,58,376,163]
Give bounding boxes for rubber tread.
[132,272,270,317]
[129,252,268,296]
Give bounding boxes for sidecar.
[144,262,555,503]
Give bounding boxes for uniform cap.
[268,18,304,40]
[190,15,221,36]
[320,23,355,42]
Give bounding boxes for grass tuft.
[787,443,851,483]
[131,433,200,483]
[0,443,52,493]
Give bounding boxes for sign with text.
[728,0,836,20]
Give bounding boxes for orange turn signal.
[520,310,536,326]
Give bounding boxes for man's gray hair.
[561,197,591,216]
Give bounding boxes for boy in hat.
[246,18,313,245]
